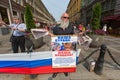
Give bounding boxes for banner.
[51,35,78,68]
[0,50,80,74]
[0,35,81,74]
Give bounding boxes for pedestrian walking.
[78,23,83,32]
[102,24,107,34]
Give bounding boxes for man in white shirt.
[102,24,107,34]
[9,16,26,53]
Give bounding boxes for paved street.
[0,34,12,54]
[0,34,120,80]
[0,0,120,80]
[104,36,120,64]
[95,36,120,69]
[104,36,120,52]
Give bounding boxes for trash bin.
[0,28,10,35]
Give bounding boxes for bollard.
[94,44,107,75]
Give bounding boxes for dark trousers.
[12,36,25,53]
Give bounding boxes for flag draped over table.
[0,50,80,74]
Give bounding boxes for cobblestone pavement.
[104,36,120,50]
[0,34,12,54]
[0,34,120,80]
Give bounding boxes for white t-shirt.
[103,25,107,32]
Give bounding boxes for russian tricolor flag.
[0,50,80,74]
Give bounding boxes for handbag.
[9,34,14,42]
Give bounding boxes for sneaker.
[64,72,68,77]
[30,74,38,79]
[52,73,58,78]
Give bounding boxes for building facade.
[0,0,55,25]
[25,0,55,24]
[67,0,120,28]
[80,0,120,28]
[0,0,24,24]
[66,0,82,25]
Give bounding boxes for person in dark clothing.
[53,14,74,35]
[53,23,74,35]
[48,13,75,79]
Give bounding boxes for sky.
[41,0,70,21]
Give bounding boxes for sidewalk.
[33,35,120,80]
[0,34,12,54]
[0,35,119,80]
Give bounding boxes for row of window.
[102,0,116,12]
[13,0,23,6]
[81,0,94,7]
[13,0,34,6]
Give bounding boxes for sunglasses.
[62,17,69,19]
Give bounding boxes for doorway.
[0,6,9,24]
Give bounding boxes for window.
[13,11,17,16]
[0,6,9,24]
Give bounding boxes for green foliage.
[25,4,36,31]
[92,2,101,30]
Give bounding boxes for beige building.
[24,0,55,24]
[0,0,55,25]
[66,0,82,25]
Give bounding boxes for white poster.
[51,35,78,68]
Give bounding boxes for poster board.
[51,35,78,68]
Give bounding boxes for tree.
[92,2,101,30]
[90,3,104,48]
[25,4,36,31]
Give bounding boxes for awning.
[102,14,120,21]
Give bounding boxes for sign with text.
[51,35,78,68]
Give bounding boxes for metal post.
[94,44,107,75]
[8,0,13,22]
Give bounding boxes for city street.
[0,0,120,80]
[91,35,120,74]
[0,34,120,80]
[104,36,120,51]
[103,36,120,64]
